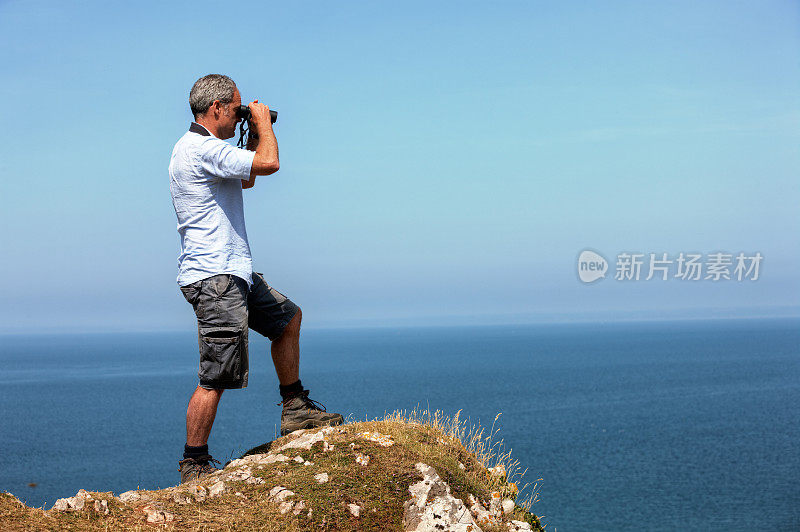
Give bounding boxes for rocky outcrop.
[2,422,543,531]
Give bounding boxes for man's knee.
[283,307,302,337]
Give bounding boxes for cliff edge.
[1,411,545,531]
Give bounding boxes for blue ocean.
[2,318,798,530]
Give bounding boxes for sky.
[0,0,798,333]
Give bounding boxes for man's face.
[219,88,242,140]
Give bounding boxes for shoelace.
[194,454,221,470]
[277,389,328,412]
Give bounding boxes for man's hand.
[247,100,273,135]
[246,99,280,181]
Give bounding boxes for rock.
[293,456,305,463]
[508,519,533,531]
[51,498,76,512]
[502,499,515,515]
[488,464,506,479]
[489,491,502,516]
[459,462,466,470]
[468,494,496,527]
[358,431,395,447]
[173,491,192,505]
[208,481,225,497]
[189,485,207,503]
[230,453,290,468]
[403,462,482,532]
[93,499,109,515]
[348,503,361,517]
[304,460,313,466]
[355,453,370,466]
[268,486,295,503]
[323,441,335,452]
[117,490,143,504]
[246,476,265,485]
[292,500,307,516]
[142,505,174,524]
[279,501,295,515]
[276,426,336,452]
[314,472,329,483]
[51,489,90,512]
[223,466,258,483]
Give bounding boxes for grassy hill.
[1,410,545,531]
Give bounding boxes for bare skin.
[194,87,279,183]
[185,85,289,449]
[185,308,303,446]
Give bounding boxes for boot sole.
[280,414,344,436]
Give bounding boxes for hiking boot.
[178,454,220,484]
[280,389,343,436]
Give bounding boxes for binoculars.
[237,105,278,124]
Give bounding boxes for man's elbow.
[253,159,279,176]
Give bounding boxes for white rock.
[403,462,482,532]
[294,456,305,463]
[268,486,295,503]
[222,466,255,482]
[93,499,109,515]
[117,490,144,504]
[225,458,248,469]
[348,503,361,517]
[304,460,313,466]
[469,496,496,527]
[279,501,295,514]
[173,491,191,505]
[208,481,225,497]
[489,491,502,516]
[314,472,329,483]
[502,499,515,515]
[189,485,207,502]
[52,490,90,512]
[292,500,307,515]
[277,426,336,452]
[459,462,466,470]
[355,453,370,466]
[509,519,533,531]
[51,498,76,512]
[246,476,265,485]
[142,505,174,524]
[358,431,394,447]
[488,464,506,479]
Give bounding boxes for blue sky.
[0,0,798,333]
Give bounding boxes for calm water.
[1,319,798,531]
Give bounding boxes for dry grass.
[1,409,545,531]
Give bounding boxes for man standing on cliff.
[169,74,343,483]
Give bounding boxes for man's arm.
[241,100,279,189]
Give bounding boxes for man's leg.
[270,308,302,385]
[186,386,224,446]
[247,272,343,435]
[178,274,249,483]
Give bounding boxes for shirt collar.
[189,122,212,136]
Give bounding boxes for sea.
[1,318,798,531]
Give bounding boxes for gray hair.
[189,74,237,118]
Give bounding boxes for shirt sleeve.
[197,137,255,180]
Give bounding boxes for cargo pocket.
[198,327,243,387]
[180,282,202,308]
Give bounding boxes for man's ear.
[211,100,222,119]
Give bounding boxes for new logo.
[577,250,608,283]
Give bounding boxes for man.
[169,74,343,484]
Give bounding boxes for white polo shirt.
[169,122,256,287]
